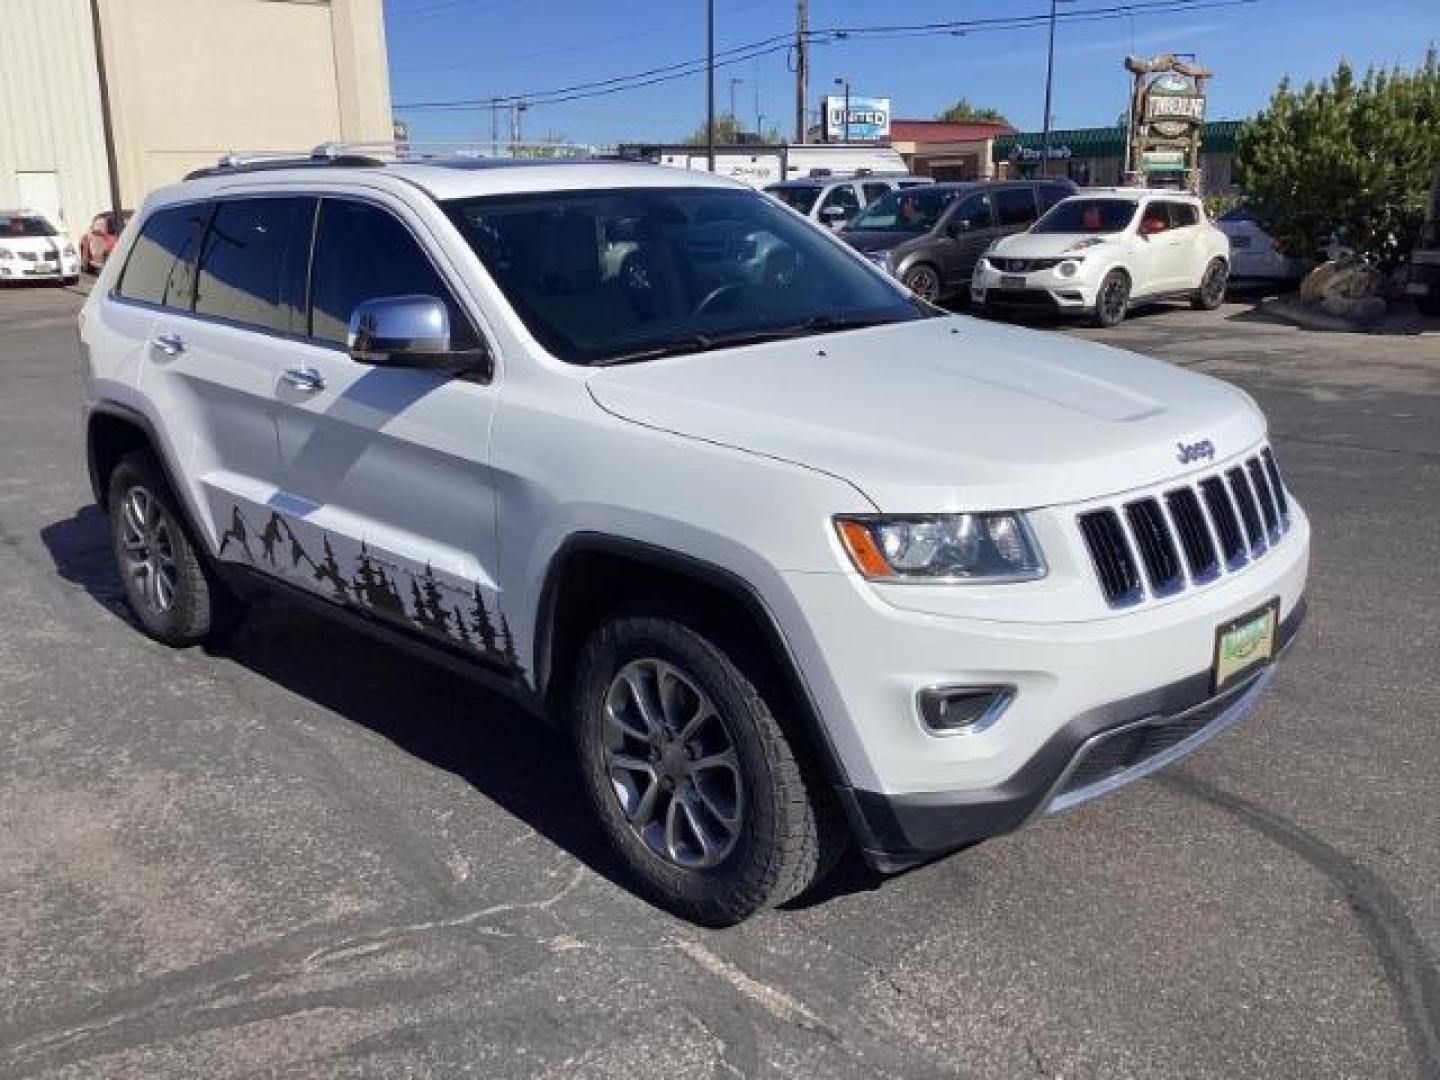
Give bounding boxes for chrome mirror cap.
[348,295,450,365]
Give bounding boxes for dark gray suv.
[841,179,1077,301]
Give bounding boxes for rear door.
[1159,200,1203,289]
[106,199,285,552]
[268,196,510,670]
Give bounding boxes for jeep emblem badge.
[1176,439,1216,464]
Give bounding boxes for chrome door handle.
[280,367,326,392]
[152,333,185,356]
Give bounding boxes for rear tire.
[1091,269,1130,327]
[572,608,840,926]
[1192,257,1228,310]
[107,451,239,647]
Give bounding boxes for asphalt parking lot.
[1,281,1437,1079]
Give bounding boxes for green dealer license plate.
[1212,598,1279,694]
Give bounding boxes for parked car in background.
[841,179,1076,302]
[972,190,1231,327]
[81,210,133,275]
[765,173,931,232]
[1406,167,1440,316]
[1216,205,1307,284]
[0,210,80,285]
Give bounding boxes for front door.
[936,191,997,287]
[268,196,511,673]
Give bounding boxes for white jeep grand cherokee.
[79,152,1308,925]
[972,189,1231,326]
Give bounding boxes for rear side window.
[309,199,478,349]
[193,197,314,333]
[117,204,207,308]
[1167,201,1200,227]
[995,187,1039,228]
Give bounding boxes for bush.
[1234,49,1440,271]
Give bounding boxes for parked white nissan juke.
[972,189,1231,326]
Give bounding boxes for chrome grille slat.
[1077,444,1293,608]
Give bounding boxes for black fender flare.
[533,532,852,789]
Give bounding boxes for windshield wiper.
[590,314,912,367]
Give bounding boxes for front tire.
[901,262,942,303]
[1192,257,1228,310]
[108,451,237,646]
[1092,269,1130,327]
[572,609,838,925]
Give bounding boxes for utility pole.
[490,100,499,155]
[834,77,851,143]
[1040,0,1058,178]
[706,0,716,170]
[794,0,808,143]
[729,77,743,135]
[88,0,123,224]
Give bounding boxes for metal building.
[0,0,392,242]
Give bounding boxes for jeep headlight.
[835,513,1046,581]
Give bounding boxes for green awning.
[993,120,1242,162]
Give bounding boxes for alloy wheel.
[1099,273,1129,324]
[1202,260,1228,306]
[602,658,744,870]
[118,485,178,614]
[904,265,940,302]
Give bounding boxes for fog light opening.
[918,685,1015,735]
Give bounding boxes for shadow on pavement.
[38,504,881,914]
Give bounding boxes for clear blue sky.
[384,0,1438,147]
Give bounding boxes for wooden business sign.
[1124,54,1212,189]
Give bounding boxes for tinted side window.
[820,185,861,218]
[862,182,892,203]
[1168,201,1199,227]
[310,200,478,349]
[117,204,207,308]
[950,193,995,230]
[995,187,1039,228]
[1039,184,1071,212]
[194,197,314,333]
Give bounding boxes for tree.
[935,98,1010,126]
[680,113,782,146]
[1234,49,1440,270]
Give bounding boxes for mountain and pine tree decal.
[219,505,522,673]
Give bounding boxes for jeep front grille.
[1077,446,1292,607]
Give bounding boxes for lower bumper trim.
[840,596,1305,872]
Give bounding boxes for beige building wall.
[0,0,113,235]
[0,0,391,239]
[100,0,393,200]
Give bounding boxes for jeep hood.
[994,232,1121,257]
[585,316,1265,511]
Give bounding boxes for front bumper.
[843,600,1304,871]
[970,262,1098,312]
[0,255,80,281]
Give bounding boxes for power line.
[392,0,1258,113]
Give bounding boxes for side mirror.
[347,295,485,375]
[820,204,849,222]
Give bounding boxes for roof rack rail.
[184,145,385,181]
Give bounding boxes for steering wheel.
[693,281,745,316]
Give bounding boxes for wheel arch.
[534,533,851,789]
[86,403,207,543]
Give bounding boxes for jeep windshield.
[847,186,958,233]
[445,187,927,366]
[1,214,58,237]
[1032,198,1137,234]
